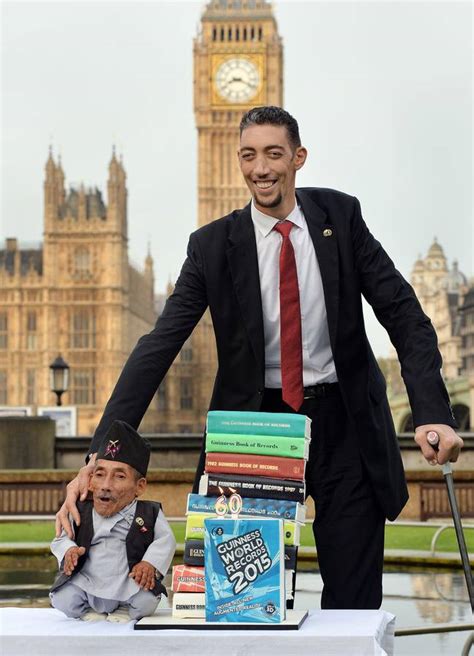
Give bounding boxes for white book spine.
[172,592,206,619]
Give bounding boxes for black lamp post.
[49,355,70,406]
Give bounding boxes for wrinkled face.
[90,459,146,517]
[238,124,307,219]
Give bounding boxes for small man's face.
[90,459,146,517]
[238,124,307,219]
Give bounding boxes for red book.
[171,565,205,593]
[205,452,305,481]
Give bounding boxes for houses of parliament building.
[0,0,283,435]
[1,0,472,435]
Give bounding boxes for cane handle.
[427,431,453,474]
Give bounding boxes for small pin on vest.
[135,516,148,532]
[323,228,333,237]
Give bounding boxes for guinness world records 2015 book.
[204,517,285,624]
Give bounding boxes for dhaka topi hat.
[96,420,150,477]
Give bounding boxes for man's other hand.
[55,455,97,538]
[63,546,86,576]
[129,561,156,591]
[415,424,464,466]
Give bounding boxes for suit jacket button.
[323,228,333,237]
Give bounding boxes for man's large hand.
[55,454,97,538]
[415,424,463,466]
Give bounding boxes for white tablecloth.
[0,607,395,656]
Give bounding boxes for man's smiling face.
[90,459,146,517]
[238,124,307,219]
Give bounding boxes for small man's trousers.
[50,581,160,620]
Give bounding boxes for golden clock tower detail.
[194,0,283,226]
[167,0,283,433]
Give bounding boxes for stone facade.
[383,239,472,432]
[410,239,468,380]
[0,150,159,435]
[157,0,284,433]
[0,1,283,437]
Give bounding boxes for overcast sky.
[2,0,472,356]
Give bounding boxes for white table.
[0,607,395,655]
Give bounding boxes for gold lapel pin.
[323,228,333,237]
[135,517,144,526]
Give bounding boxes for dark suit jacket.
[90,188,457,521]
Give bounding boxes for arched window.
[0,313,7,349]
[180,378,193,409]
[74,247,91,276]
[26,311,37,350]
[71,369,96,405]
[70,309,96,349]
[181,339,193,362]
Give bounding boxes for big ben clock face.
[215,58,260,103]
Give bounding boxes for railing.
[395,623,474,656]
[0,482,67,515]
[421,483,474,521]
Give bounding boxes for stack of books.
[176,410,311,621]
[171,564,206,619]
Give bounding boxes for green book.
[186,512,299,546]
[205,433,310,460]
[207,411,311,438]
[185,513,215,541]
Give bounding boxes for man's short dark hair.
[239,106,301,150]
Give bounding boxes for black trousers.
[261,386,385,610]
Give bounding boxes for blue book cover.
[187,493,306,523]
[204,517,285,623]
[207,411,311,438]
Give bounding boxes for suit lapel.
[226,204,265,374]
[296,190,340,350]
[225,191,340,371]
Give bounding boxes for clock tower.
[194,0,283,226]
[160,1,283,434]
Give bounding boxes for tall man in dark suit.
[57,106,463,609]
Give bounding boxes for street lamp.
[49,355,70,406]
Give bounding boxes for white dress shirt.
[251,200,337,388]
[50,499,176,602]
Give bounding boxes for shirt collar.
[118,498,138,521]
[251,199,304,238]
[93,498,137,524]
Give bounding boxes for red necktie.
[273,221,304,411]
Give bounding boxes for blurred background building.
[385,238,473,432]
[0,0,284,436]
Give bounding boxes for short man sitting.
[50,420,176,622]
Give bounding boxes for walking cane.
[427,431,474,612]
